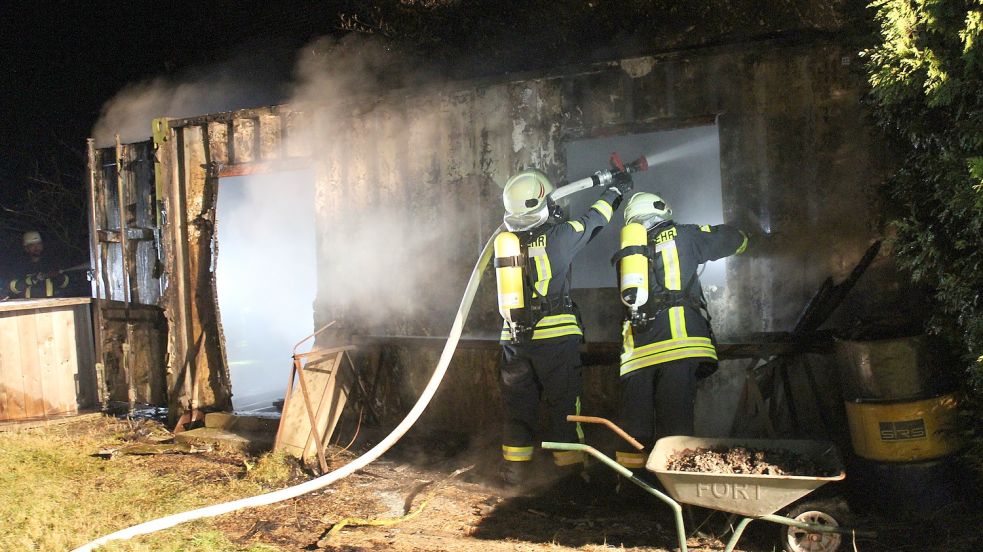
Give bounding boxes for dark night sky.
[0,1,351,252]
[0,2,348,195]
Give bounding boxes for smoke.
[286,36,455,333]
[290,35,433,108]
[91,32,456,405]
[91,51,287,147]
[215,171,317,408]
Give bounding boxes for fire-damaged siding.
[87,140,168,406]
[155,37,901,434]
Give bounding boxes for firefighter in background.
[611,192,748,470]
[494,168,632,486]
[6,231,72,299]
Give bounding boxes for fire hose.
[72,156,646,551]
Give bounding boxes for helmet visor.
[504,203,549,231]
[633,212,668,230]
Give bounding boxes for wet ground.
[72,414,983,551]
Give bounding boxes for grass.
[0,416,287,552]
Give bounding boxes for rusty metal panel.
[179,124,232,413]
[207,122,229,166]
[284,110,311,158]
[259,115,282,160]
[95,300,167,405]
[232,118,257,164]
[89,141,161,306]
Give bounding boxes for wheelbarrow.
[543,418,869,552]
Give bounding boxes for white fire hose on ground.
[71,177,606,551]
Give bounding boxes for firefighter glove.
[609,171,634,196]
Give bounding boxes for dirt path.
[210,458,734,552]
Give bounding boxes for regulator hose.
[72,181,593,551]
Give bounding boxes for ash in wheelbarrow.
[544,417,871,552]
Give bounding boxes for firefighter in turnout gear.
[612,192,748,470]
[495,168,631,485]
[5,231,71,299]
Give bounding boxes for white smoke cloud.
[92,33,461,404]
[91,53,286,147]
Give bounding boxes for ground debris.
[316,465,474,547]
[95,441,213,458]
[666,446,836,476]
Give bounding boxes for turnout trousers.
[499,335,584,466]
[615,358,700,469]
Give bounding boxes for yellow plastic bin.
[845,393,961,462]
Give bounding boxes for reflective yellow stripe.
[567,220,585,232]
[45,279,53,297]
[591,199,613,222]
[531,325,583,340]
[668,306,687,338]
[552,450,585,466]
[736,231,749,254]
[502,445,534,462]
[502,315,583,341]
[657,241,681,290]
[616,451,646,468]
[531,250,552,297]
[621,336,713,364]
[620,344,718,376]
[536,314,578,327]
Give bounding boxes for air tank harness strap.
[610,245,649,266]
[509,294,576,343]
[494,254,524,268]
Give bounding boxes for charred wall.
[155,35,905,436]
[309,37,902,436]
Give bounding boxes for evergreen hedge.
[864,0,983,388]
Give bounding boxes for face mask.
[503,203,550,231]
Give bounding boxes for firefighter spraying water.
[492,154,648,485]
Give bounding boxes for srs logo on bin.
[696,483,762,500]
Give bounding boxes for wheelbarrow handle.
[566,415,645,451]
[542,441,688,552]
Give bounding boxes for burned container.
[836,336,962,515]
[844,393,960,462]
[835,336,961,462]
[834,336,941,401]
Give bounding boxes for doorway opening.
[215,169,317,412]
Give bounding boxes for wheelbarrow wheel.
[779,497,851,552]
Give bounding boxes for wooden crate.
[0,298,96,421]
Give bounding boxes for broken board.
[274,346,356,469]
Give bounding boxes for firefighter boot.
[499,460,531,488]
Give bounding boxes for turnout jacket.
[619,222,747,376]
[5,257,70,299]
[500,187,622,344]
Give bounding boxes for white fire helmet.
[502,169,555,231]
[22,231,42,246]
[624,192,672,229]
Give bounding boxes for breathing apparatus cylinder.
[619,223,649,310]
[494,232,525,327]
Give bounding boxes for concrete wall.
[157,35,906,437]
[310,37,902,437]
